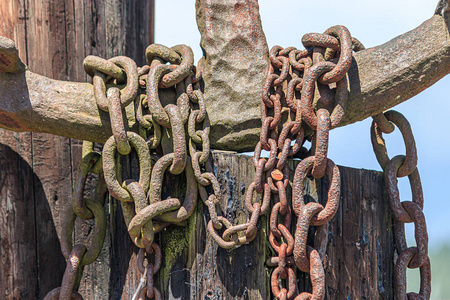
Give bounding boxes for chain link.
[371,110,431,299]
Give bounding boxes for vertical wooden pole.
[0,1,154,298]
[0,1,38,299]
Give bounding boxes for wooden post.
[0,1,154,298]
[0,2,395,299]
[153,152,395,299]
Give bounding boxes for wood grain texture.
[0,0,154,298]
[324,167,395,299]
[0,1,38,299]
[0,133,37,299]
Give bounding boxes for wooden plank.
[325,167,395,299]
[0,0,154,298]
[0,133,37,300]
[155,152,394,299]
[0,1,37,299]
[24,0,75,295]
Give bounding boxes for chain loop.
[293,202,323,273]
[128,198,181,247]
[311,108,330,178]
[292,156,340,224]
[145,44,181,65]
[83,55,125,80]
[372,111,431,298]
[159,45,194,88]
[156,157,198,223]
[72,151,102,220]
[394,201,429,269]
[146,64,176,128]
[371,110,417,177]
[107,87,132,155]
[164,104,187,174]
[43,245,86,300]
[103,132,151,202]
[385,155,424,222]
[43,288,83,300]
[394,247,432,300]
[85,56,138,111]
[61,198,106,266]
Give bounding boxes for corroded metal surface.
[0,36,25,73]
[1,2,450,150]
[371,111,431,299]
[195,0,270,151]
[210,23,354,296]
[255,25,354,296]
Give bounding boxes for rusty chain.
[40,30,432,299]
[44,141,107,300]
[204,25,356,299]
[45,43,208,299]
[371,111,431,299]
[255,26,429,300]
[248,26,355,300]
[212,25,370,300]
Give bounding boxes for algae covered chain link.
[44,43,211,299]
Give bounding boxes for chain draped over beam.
[0,0,450,151]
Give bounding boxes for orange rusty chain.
[41,30,431,299]
[255,26,353,299]
[249,24,430,300]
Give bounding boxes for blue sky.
[154,0,450,249]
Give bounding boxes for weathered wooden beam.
[1,1,449,152]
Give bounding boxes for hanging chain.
[263,26,355,299]
[40,29,432,299]
[210,25,365,299]
[45,43,210,299]
[371,111,431,299]
[44,141,107,300]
